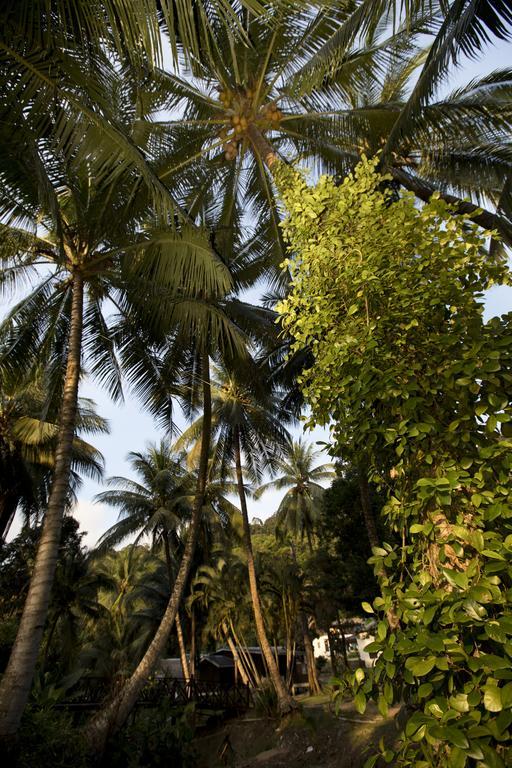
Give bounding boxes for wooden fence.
[55,677,252,713]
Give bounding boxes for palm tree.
[180,358,296,713]
[255,439,334,696]
[255,438,335,549]
[0,366,108,542]
[0,1,267,211]
[0,80,230,735]
[82,547,169,687]
[94,442,190,557]
[154,2,512,246]
[190,552,259,687]
[150,3,418,268]
[94,441,193,678]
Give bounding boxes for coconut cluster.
[217,87,284,161]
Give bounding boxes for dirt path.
[194,696,399,768]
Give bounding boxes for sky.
[4,27,512,549]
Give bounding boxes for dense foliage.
[277,156,512,765]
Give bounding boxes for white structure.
[313,634,330,660]
[313,625,378,668]
[356,633,378,668]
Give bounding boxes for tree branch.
[390,167,512,245]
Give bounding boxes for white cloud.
[72,499,116,549]
[5,498,115,550]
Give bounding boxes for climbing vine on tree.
[275,156,512,767]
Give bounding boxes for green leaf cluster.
[276,156,512,766]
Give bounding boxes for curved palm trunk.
[233,426,296,715]
[162,535,190,681]
[0,272,84,739]
[390,167,512,244]
[83,355,212,753]
[247,124,279,168]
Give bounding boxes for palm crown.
[255,438,334,545]
[155,1,512,249]
[95,442,190,553]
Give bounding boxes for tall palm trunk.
[290,543,321,696]
[84,355,212,753]
[233,426,296,715]
[301,614,321,696]
[0,272,84,739]
[189,606,197,678]
[162,535,190,680]
[175,612,190,681]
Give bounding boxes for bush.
[104,702,196,768]
[4,707,88,768]
[253,679,279,718]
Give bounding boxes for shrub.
[4,707,88,768]
[253,679,279,718]
[104,702,196,768]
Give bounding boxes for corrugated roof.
[200,654,235,669]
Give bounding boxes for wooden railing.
[55,677,252,713]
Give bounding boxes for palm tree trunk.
[289,543,321,696]
[162,535,190,681]
[83,354,212,753]
[233,426,296,715]
[189,606,197,679]
[301,615,321,696]
[390,167,512,244]
[175,612,190,681]
[327,630,341,676]
[339,625,349,669]
[222,622,249,686]
[0,272,84,739]
[174,611,190,681]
